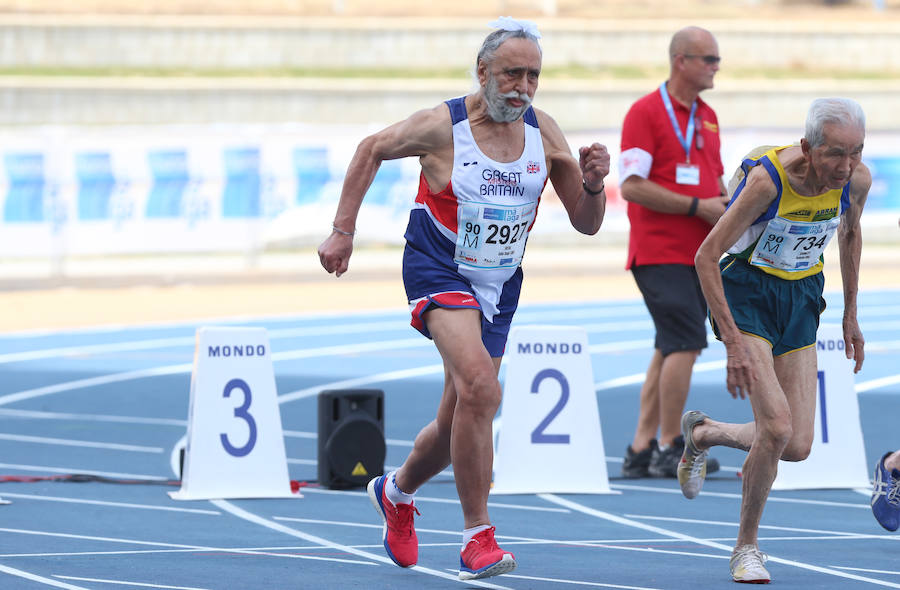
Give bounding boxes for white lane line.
[0,492,219,515]
[0,364,191,407]
[0,463,169,481]
[0,297,894,364]
[0,433,163,453]
[540,494,900,588]
[277,364,444,404]
[0,564,89,589]
[595,359,725,391]
[0,527,374,566]
[0,408,187,426]
[596,358,900,394]
[211,499,512,590]
[611,483,871,509]
[0,337,196,364]
[0,308,651,366]
[1,534,891,560]
[867,341,900,352]
[272,516,582,543]
[447,570,662,590]
[833,566,900,575]
[857,374,900,393]
[0,321,421,365]
[53,575,209,590]
[298,486,571,514]
[622,513,864,536]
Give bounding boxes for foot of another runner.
[871,452,900,532]
[678,410,711,499]
[730,544,771,584]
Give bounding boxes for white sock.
[384,471,415,506]
[462,524,492,549]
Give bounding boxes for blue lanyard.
[659,82,697,163]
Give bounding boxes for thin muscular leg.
[396,355,504,496]
[394,366,456,494]
[408,307,501,528]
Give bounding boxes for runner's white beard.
[485,76,532,123]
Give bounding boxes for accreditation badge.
[676,163,700,186]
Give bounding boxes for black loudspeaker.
[317,389,386,489]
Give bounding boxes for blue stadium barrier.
[865,156,900,212]
[146,150,190,218]
[223,147,261,218]
[365,159,404,206]
[294,146,331,205]
[76,152,116,220]
[3,152,45,222]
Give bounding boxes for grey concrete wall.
[2,17,899,130]
[2,77,898,130]
[2,16,900,70]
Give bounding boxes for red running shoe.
[367,474,419,567]
[458,526,516,580]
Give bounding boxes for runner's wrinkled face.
[809,122,865,190]
[479,37,541,123]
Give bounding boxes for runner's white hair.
[805,98,866,148]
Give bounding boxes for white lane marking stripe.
[1,534,893,560]
[622,513,864,536]
[272,516,579,542]
[0,364,191,407]
[277,364,443,404]
[53,575,209,590]
[0,306,653,365]
[0,433,163,453]
[0,463,169,481]
[856,374,900,392]
[0,330,895,411]
[595,359,725,391]
[0,408,187,426]
[211,499,513,590]
[0,296,895,358]
[490,572,659,590]
[540,494,900,588]
[832,566,900,575]
[297,486,570,513]
[611,483,870,509]
[0,492,219,515]
[0,527,375,566]
[0,565,89,589]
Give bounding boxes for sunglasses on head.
[683,54,721,65]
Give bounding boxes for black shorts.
[632,264,708,356]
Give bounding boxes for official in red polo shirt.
[617,26,730,479]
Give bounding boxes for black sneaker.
[649,436,684,478]
[621,439,657,478]
[651,435,720,478]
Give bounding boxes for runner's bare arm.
[537,109,608,235]
[318,104,452,277]
[694,166,777,398]
[838,162,871,373]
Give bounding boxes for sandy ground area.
[1,243,898,333]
